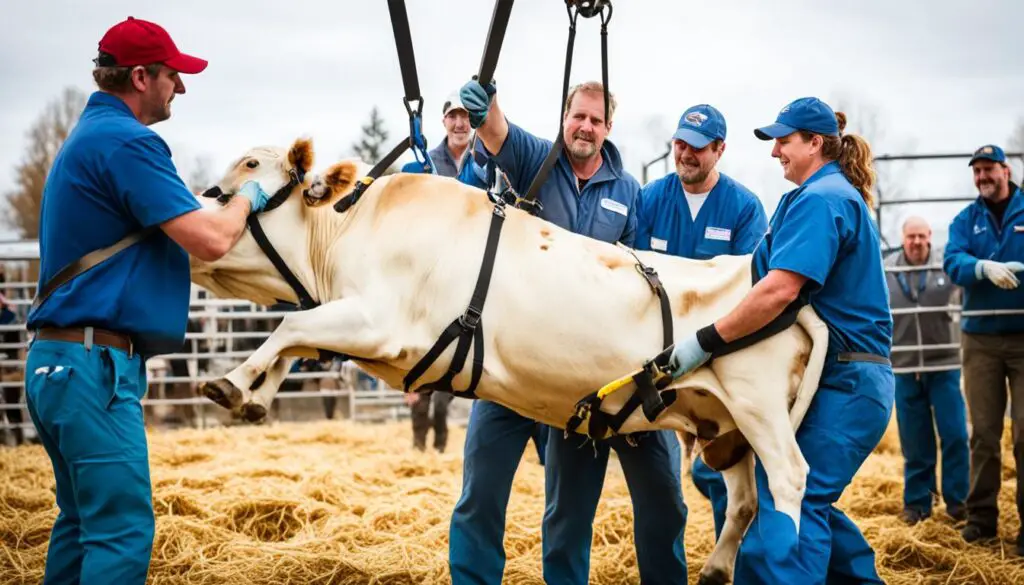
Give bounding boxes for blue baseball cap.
[672,104,727,149]
[968,144,1006,166]
[754,97,839,140]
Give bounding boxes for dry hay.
[1,415,1023,584]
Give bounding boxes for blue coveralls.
[943,184,1024,335]
[25,91,203,585]
[636,170,768,538]
[448,122,688,585]
[943,183,1024,532]
[704,162,895,584]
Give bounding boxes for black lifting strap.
[568,259,808,440]
[565,253,676,440]
[519,1,612,215]
[334,0,430,214]
[247,216,319,311]
[402,202,508,397]
[476,0,515,87]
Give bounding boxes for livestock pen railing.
[0,270,469,443]
[3,246,1023,443]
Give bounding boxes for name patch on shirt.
[600,198,628,217]
[704,226,732,242]
[1014,224,1024,233]
[651,237,668,251]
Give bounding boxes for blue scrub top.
[753,162,893,385]
[943,185,1024,334]
[27,91,203,358]
[490,122,639,246]
[635,172,768,258]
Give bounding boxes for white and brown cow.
[189,138,829,585]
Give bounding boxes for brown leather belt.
[34,327,135,357]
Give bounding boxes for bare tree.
[1009,117,1024,152]
[1008,118,1024,180]
[3,87,87,238]
[829,91,887,149]
[186,155,215,194]
[829,91,911,251]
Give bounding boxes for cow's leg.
[200,299,395,415]
[727,396,808,532]
[239,356,298,422]
[698,451,756,585]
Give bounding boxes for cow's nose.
[201,186,223,199]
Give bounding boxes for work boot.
[961,523,998,544]
[899,508,929,526]
[946,504,967,523]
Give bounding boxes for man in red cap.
[25,17,271,585]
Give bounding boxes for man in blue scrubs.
[449,79,687,584]
[635,104,767,538]
[944,144,1024,554]
[26,17,271,585]
[667,97,894,583]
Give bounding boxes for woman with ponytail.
[664,97,893,584]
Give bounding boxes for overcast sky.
[2,0,1023,248]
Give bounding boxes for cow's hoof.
[242,401,267,423]
[697,568,731,585]
[201,378,244,410]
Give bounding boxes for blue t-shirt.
[943,186,1024,334]
[27,91,202,357]
[753,162,893,369]
[635,172,767,258]
[490,122,638,245]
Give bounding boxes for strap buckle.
[459,305,482,330]
[568,0,611,19]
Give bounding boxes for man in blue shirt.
[635,103,768,539]
[943,144,1024,554]
[449,78,687,585]
[401,91,472,177]
[25,17,271,585]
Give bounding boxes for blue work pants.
[707,362,893,584]
[448,400,548,584]
[894,370,968,514]
[542,427,688,585]
[25,340,154,585]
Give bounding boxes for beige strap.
[31,226,159,312]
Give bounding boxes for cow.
[188,137,829,585]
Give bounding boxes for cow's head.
[189,137,365,307]
[199,137,316,209]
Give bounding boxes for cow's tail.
[788,305,829,431]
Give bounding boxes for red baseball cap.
[97,16,207,74]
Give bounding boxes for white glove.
[976,260,1024,290]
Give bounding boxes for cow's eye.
[246,160,259,169]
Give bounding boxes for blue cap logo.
[672,104,727,149]
[968,144,1006,166]
[754,97,839,140]
[685,111,708,126]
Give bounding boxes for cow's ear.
[303,160,361,207]
[288,137,315,175]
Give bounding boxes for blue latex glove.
[460,77,497,129]
[238,180,271,213]
[668,333,711,379]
